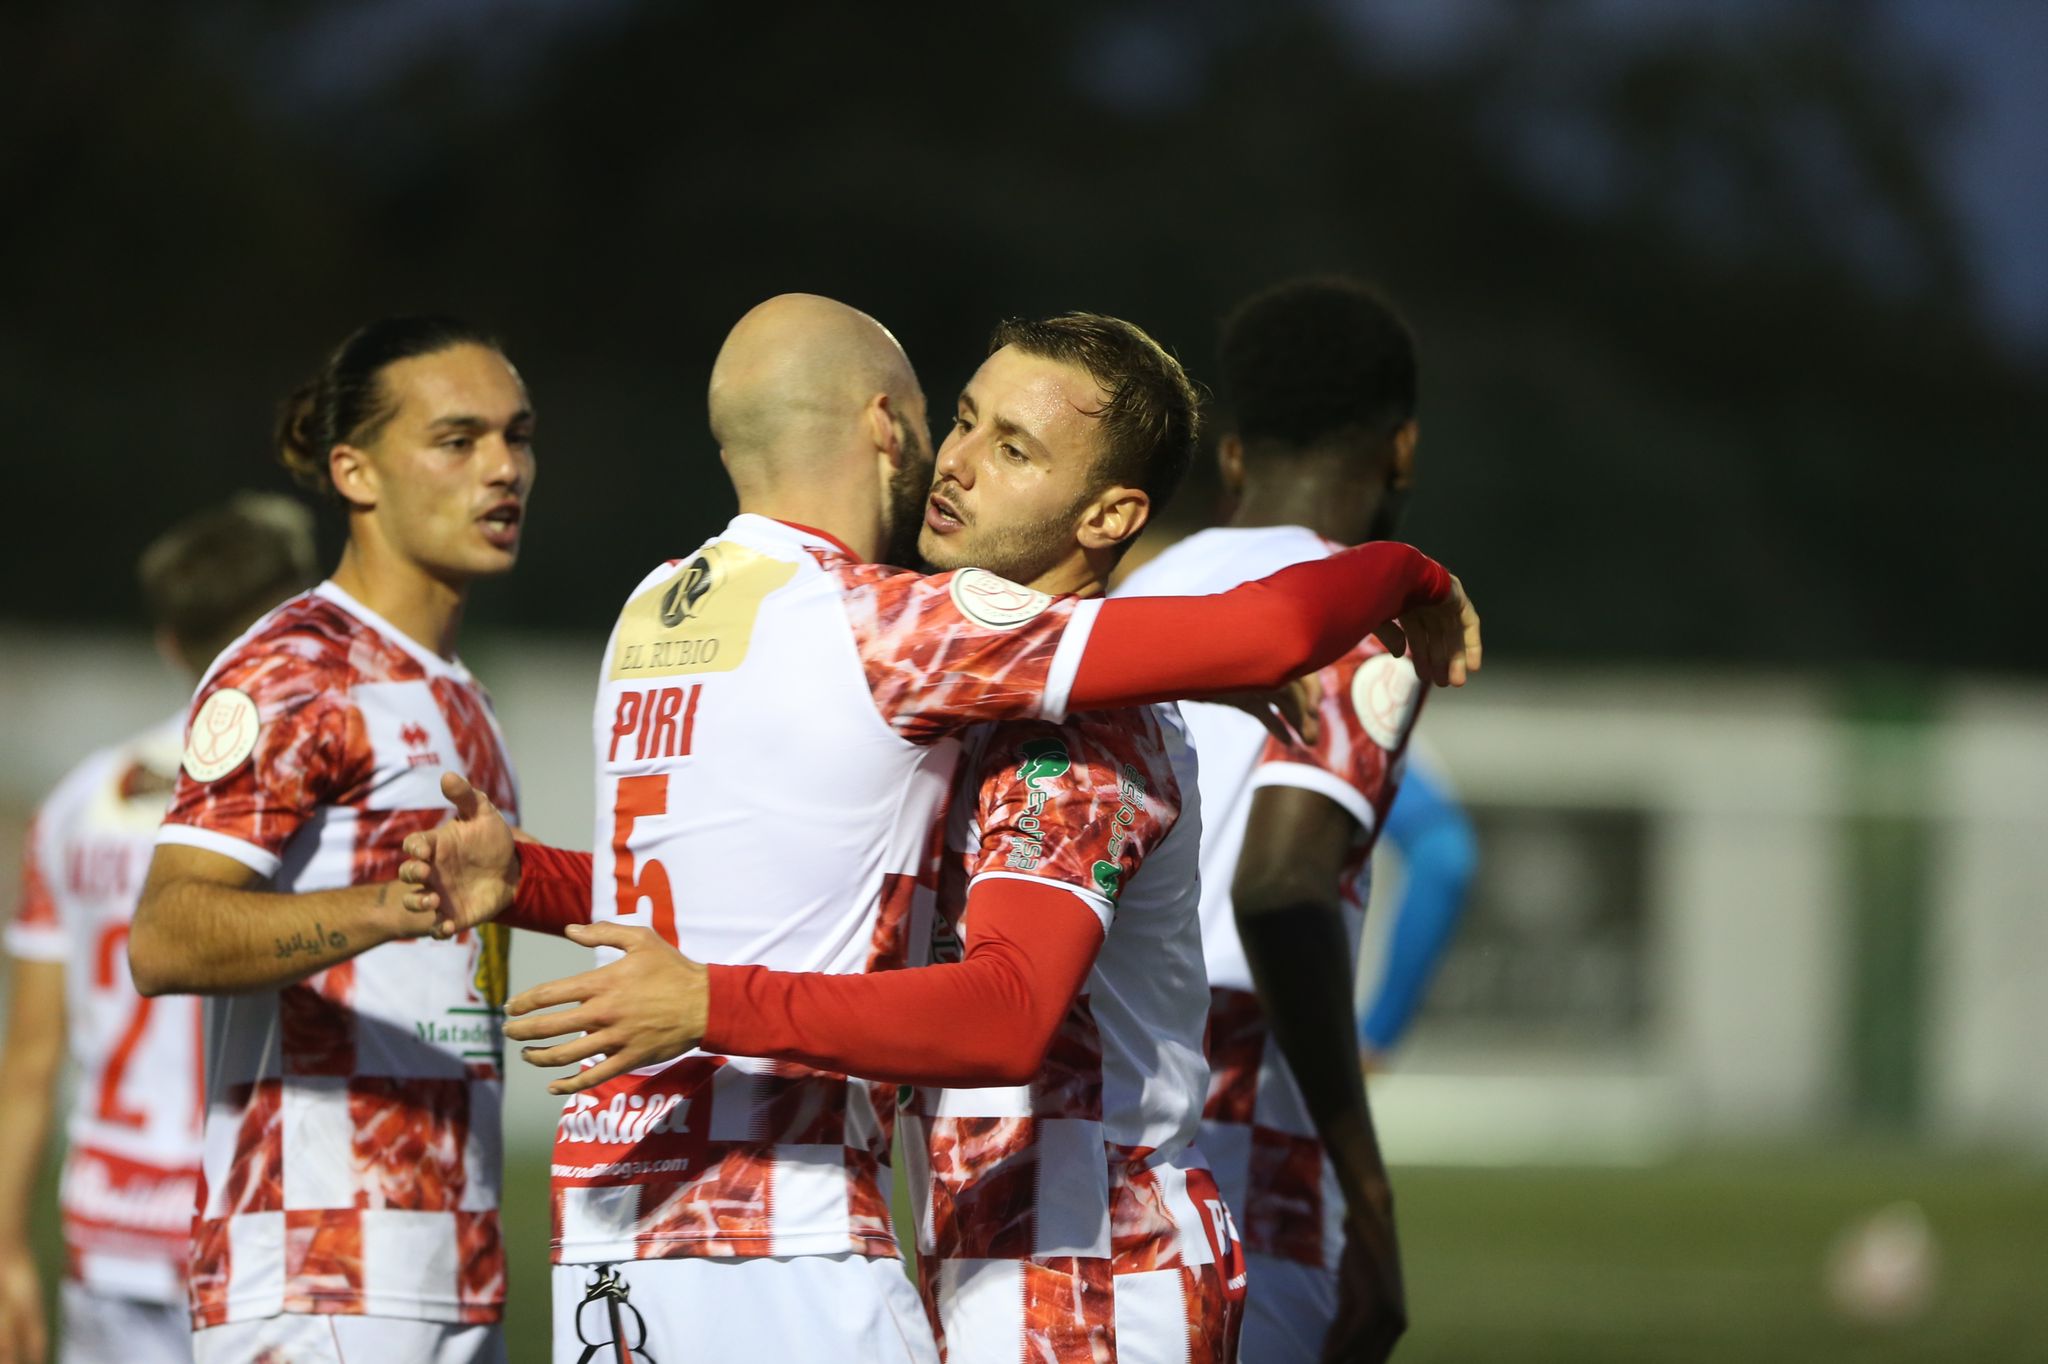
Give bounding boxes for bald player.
[404,296,1474,1364]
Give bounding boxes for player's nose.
[481,433,524,489]
[935,437,973,488]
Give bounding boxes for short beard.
[919,496,1084,584]
[879,419,935,569]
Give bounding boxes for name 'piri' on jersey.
[608,684,703,764]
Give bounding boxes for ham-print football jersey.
[156,581,521,1328]
[550,514,1111,1268]
[7,716,201,1304]
[1117,525,1425,1275]
[903,705,1247,1363]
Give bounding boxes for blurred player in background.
[1116,276,1435,1362]
[398,295,1474,1364]
[0,496,317,1364]
[1359,744,1477,1070]
[128,317,533,1364]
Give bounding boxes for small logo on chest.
[400,721,443,769]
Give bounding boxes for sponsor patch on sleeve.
[1351,653,1422,750]
[182,687,261,782]
[949,568,1053,630]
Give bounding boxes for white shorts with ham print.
[549,1255,935,1364]
[190,1313,501,1364]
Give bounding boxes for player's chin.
[457,541,522,578]
[915,526,968,571]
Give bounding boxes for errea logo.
[400,721,443,769]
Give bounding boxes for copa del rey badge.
[1352,652,1422,750]
[183,687,261,782]
[949,568,1052,630]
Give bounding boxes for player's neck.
[1023,550,1112,600]
[1231,477,1382,545]
[736,491,884,563]
[330,542,467,660]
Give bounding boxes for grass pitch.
[29,1145,2043,1361]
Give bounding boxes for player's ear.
[865,394,903,468]
[153,626,190,678]
[1216,433,1245,499]
[1390,420,1419,491]
[1077,486,1150,554]
[330,443,378,511]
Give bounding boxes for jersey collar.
[762,517,860,560]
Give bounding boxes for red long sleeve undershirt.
[1068,539,1450,711]
[497,539,1450,1046]
[503,856,1104,1085]
[502,842,594,936]
[702,877,1103,1087]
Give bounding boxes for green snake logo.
[1016,737,1071,790]
[1091,860,1122,901]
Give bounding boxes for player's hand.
[1324,1199,1407,1363]
[503,923,709,1095]
[398,771,519,939]
[1215,673,1323,747]
[0,1239,47,1364]
[1374,573,1480,688]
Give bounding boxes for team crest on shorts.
[950,568,1052,629]
[182,687,260,782]
[1352,653,1422,750]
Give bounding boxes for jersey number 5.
[612,775,676,944]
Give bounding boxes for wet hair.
[276,315,499,496]
[988,312,1201,516]
[1218,278,1416,452]
[137,493,321,671]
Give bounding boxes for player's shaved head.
[709,293,922,488]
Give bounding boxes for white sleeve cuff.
[1247,762,1378,841]
[1037,598,1104,724]
[155,823,281,880]
[4,922,68,963]
[966,869,1115,934]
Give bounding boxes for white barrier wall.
[2,629,2042,1160]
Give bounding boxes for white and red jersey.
[551,514,1105,1266]
[903,706,1246,1362]
[6,716,202,1304]
[1117,526,1425,1272]
[156,582,520,1328]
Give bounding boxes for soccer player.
[0,496,318,1364]
[400,294,1473,1364]
[527,313,1251,1362]
[1115,276,1437,1362]
[758,314,1248,1362]
[127,318,534,1364]
[1359,745,1478,1070]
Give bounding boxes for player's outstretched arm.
[1234,784,1407,1363]
[503,879,1103,1095]
[0,954,62,1364]
[397,772,520,935]
[1361,765,1478,1065]
[129,846,433,996]
[1069,544,1479,713]
[397,772,593,938]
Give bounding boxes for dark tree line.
[4,0,2041,670]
